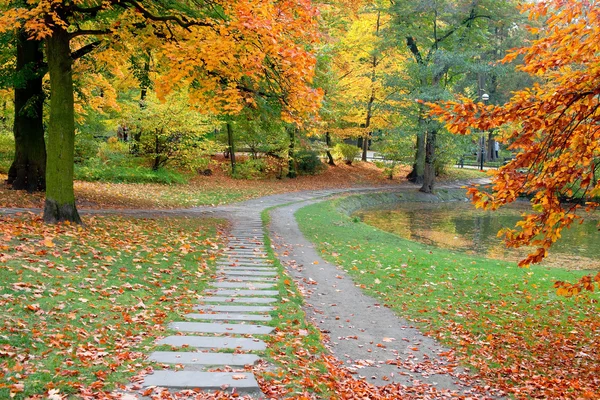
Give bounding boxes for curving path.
[1,179,494,398]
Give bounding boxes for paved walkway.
[1,180,493,398]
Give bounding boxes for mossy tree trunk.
[43,28,81,224]
[420,128,436,194]
[407,127,425,184]
[325,131,335,166]
[226,121,236,174]
[8,30,46,192]
[287,126,297,178]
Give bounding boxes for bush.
[74,136,100,164]
[75,163,187,184]
[0,131,14,174]
[333,143,361,165]
[232,158,268,179]
[296,149,324,175]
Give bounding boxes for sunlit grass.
[295,196,599,398]
[0,215,225,399]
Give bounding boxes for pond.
[355,201,600,271]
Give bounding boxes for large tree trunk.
[226,121,236,174]
[325,131,335,166]
[407,128,425,184]
[43,29,81,224]
[287,126,297,178]
[420,129,436,193]
[7,31,46,192]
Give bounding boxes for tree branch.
[116,0,213,30]
[71,41,103,60]
[70,29,111,39]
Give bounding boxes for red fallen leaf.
[232,374,247,380]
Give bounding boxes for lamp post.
[480,92,489,171]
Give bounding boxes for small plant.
[232,158,268,179]
[333,143,361,165]
[0,131,15,173]
[296,149,324,175]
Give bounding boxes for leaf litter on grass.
[0,214,226,399]
[0,163,408,210]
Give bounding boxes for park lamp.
[480,92,489,171]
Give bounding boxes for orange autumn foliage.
[0,0,322,124]
[426,0,600,294]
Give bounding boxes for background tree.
[428,0,600,294]
[389,0,521,192]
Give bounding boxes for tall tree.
[391,0,519,191]
[0,0,322,223]
[8,30,45,192]
[428,0,600,294]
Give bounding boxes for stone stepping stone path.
[143,216,278,397]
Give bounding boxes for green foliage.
[333,143,361,164]
[0,130,13,174]
[295,149,324,175]
[133,91,219,171]
[232,158,268,180]
[74,135,100,164]
[75,139,187,184]
[75,163,186,184]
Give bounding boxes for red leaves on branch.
[427,0,600,294]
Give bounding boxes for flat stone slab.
[218,276,277,282]
[142,371,259,392]
[211,282,276,289]
[204,289,279,296]
[215,275,277,283]
[159,336,266,351]
[217,263,275,269]
[200,296,278,304]
[224,257,269,262]
[169,322,274,335]
[220,270,277,276]
[185,313,272,322]
[149,351,260,366]
[194,305,275,313]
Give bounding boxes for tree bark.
[287,126,297,178]
[226,121,236,174]
[8,31,46,192]
[407,128,425,184]
[43,28,81,224]
[325,131,335,166]
[420,128,436,193]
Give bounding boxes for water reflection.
[356,201,600,271]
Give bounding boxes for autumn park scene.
[0,0,599,399]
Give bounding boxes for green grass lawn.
[295,196,599,399]
[0,215,225,399]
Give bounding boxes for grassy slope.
[295,198,599,399]
[0,215,225,399]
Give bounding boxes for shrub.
[333,143,361,165]
[74,136,100,164]
[296,149,324,175]
[0,131,14,174]
[75,163,186,184]
[232,158,268,179]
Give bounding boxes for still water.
[355,201,600,270]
